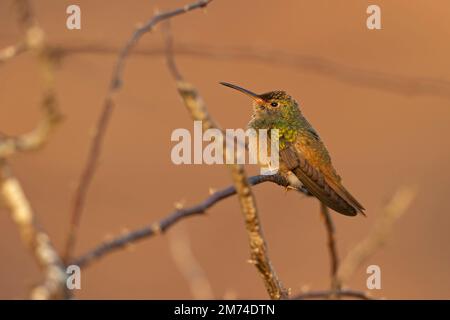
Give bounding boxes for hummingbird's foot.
[284,185,298,193]
[284,170,303,192]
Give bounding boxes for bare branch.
[336,186,418,287]
[72,174,304,269]
[0,0,67,300]
[50,41,450,101]
[229,166,289,299]
[14,0,36,30]
[164,28,288,300]
[168,225,214,299]
[319,202,340,291]
[0,4,62,159]
[293,288,375,300]
[0,161,67,299]
[64,0,215,263]
[0,25,47,66]
[0,0,43,64]
[0,93,61,158]
[0,42,27,64]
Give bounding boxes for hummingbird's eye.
[270,102,279,107]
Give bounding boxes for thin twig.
[48,41,450,100]
[64,0,215,263]
[14,0,35,30]
[0,62,62,158]
[293,289,375,300]
[0,92,61,158]
[336,186,418,288]
[0,161,67,299]
[319,202,340,291]
[1,0,42,66]
[164,27,288,300]
[0,41,27,64]
[72,174,303,268]
[0,3,62,159]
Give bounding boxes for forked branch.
[64,0,215,263]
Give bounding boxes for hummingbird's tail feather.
[292,166,362,216]
[323,175,366,216]
[280,147,365,216]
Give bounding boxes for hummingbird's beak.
[220,82,264,103]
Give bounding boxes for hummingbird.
[220,82,365,216]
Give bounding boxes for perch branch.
[0,161,67,299]
[64,0,215,263]
[164,28,289,300]
[336,186,418,288]
[73,174,304,268]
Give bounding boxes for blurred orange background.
[1,0,449,299]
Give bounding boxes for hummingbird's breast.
[248,116,300,150]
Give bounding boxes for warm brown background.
[1,0,449,299]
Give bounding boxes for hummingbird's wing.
[280,141,365,216]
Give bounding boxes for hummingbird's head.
[220,82,299,124]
